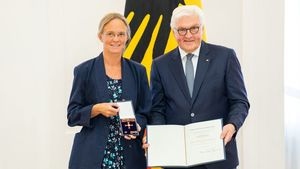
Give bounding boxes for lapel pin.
[206,59,209,62]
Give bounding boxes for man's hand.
[142,132,149,157]
[220,123,236,145]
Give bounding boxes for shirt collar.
[179,46,201,60]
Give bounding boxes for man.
[150,5,250,169]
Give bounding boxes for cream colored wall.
[0,0,125,168]
[0,0,285,169]
[241,0,285,168]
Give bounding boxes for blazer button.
[190,113,195,117]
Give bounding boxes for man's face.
[173,15,203,53]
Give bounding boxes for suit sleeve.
[135,65,152,130]
[225,49,250,131]
[67,66,93,128]
[150,60,167,124]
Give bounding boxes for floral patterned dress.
[101,76,125,169]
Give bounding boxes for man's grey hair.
[170,5,205,30]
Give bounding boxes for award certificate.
[147,119,225,167]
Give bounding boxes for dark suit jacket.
[150,41,250,169]
[67,53,151,169]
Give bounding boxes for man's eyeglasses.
[176,26,200,36]
[104,32,126,39]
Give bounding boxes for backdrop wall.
[0,0,285,168]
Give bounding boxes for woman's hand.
[124,123,141,140]
[91,102,119,118]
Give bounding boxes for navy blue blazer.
[150,41,250,169]
[67,53,151,169]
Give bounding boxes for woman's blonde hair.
[98,13,131,43]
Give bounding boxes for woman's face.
[99,18,128,56]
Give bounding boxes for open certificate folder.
[147,119,225,167]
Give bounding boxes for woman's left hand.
[124,123,141,140]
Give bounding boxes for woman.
[67,13,150,169]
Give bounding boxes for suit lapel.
[168,49,192,102]
[192,41,210,104]
[94,56,136,104]
[94,54,110,102]
[121,58,136,104]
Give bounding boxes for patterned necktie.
[185,53,194,97]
